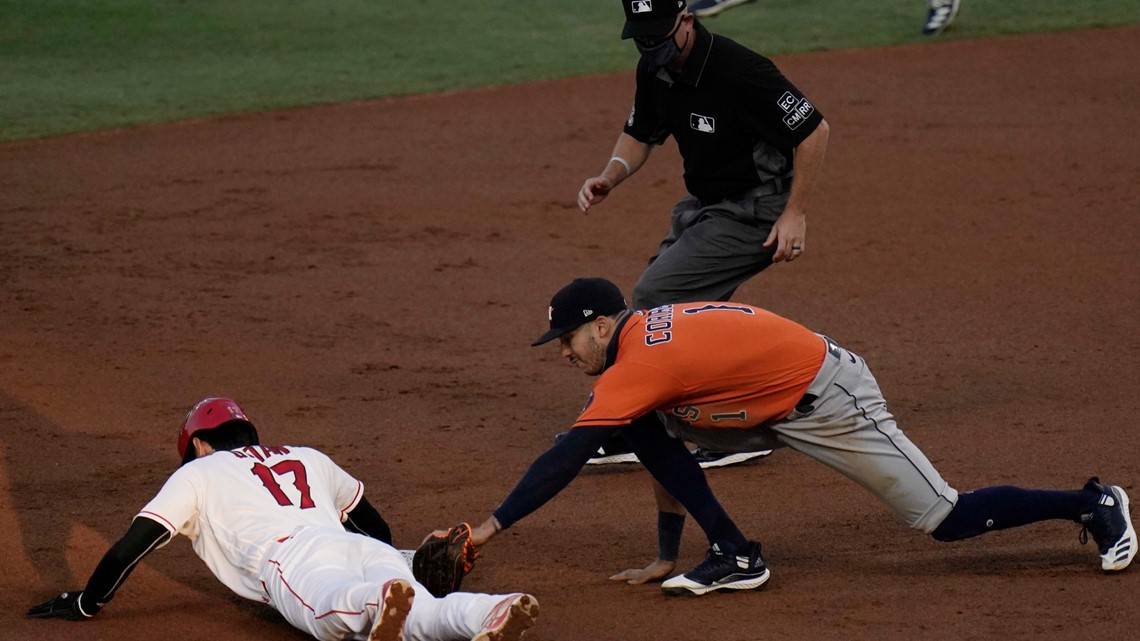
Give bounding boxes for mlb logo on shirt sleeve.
[690,113,715,133]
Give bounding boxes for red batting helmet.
[178,397,253,460]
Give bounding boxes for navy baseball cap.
[531,278,628,346]
[621,0,686,40]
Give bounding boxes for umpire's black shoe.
[661,541,770,596]
[1079,477,1136,571]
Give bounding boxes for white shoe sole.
[1103,486,1136,572]
[586,452,640,465]
[661,567,771,596]
[696,450,772,469]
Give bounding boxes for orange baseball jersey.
[573,302,826,431]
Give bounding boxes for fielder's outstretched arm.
[464,424,618,546]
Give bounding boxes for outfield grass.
[1,0,1137,142]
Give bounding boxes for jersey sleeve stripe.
[339,481,364,521]
[137,510,178,533]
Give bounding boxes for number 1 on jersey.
[251,460,316,509]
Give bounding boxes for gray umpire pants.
[665,335,960,534]
[632,181,791,309]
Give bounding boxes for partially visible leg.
[622,415,769,596]
[621,414,749,551]
[404,591,538,641]
[772,343,958,534]
[632,197,776,309]
[262,531,415,641]
[934,478,1136,571]
[931,485,1097,541]
[778,339,1136,571]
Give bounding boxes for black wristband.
[657,511,685,561]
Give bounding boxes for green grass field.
[1,0,1137,142]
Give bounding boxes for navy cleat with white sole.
[662,541,770,596]
[1079,477,1136,572]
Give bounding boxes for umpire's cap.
[532,278,627,346]
[621,0,687,40]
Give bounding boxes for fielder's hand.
[27,591,97,620]
[609,558,676,585]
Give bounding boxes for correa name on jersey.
[644,304,675,346]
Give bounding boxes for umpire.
[578,0,830,309]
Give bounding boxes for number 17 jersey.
[137,445,364,600]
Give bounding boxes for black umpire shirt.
[623,21,824,205]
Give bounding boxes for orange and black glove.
[412,523,480,597]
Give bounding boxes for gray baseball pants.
[632,186,789,309]
[665,336,960,534]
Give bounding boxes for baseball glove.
[412,523,480,597]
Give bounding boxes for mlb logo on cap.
[621,0,686,40]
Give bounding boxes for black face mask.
[635,22,689,71]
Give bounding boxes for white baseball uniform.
[138,445,513,641]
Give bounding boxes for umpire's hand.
[578,175,615,213]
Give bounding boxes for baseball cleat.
[662,542,770,596]
[1079,478,1136,572]
[922,0,961,36]
[691,448,772,469]
[369,579,414,641]
[473,594,539,641]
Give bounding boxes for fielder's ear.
[594,315,616,340]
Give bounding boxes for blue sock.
[932,485,1097,541]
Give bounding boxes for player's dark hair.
[180,419,260,465]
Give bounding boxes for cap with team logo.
[531,278,628,346]
[621,0,687,40]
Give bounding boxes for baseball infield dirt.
[2,26,1137,641]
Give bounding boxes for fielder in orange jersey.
[434,278,1135,596]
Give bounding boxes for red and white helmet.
[178,397,253,459]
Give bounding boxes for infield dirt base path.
[2,26,1138,641]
